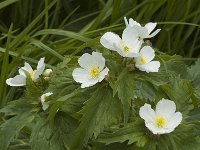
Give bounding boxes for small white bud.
[43,69,53,77]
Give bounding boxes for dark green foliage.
[70,86,122,150]
[114,69,136,124]
[0,0,200,149]
[0,107,35,150]
[30,112,77,150]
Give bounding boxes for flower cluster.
[6,58,53,111]
[6,58,46,86]
[5,17,182,135]
[100,17,160,73]
[6,58,53,86]
[72,17,182,135]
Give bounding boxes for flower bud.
[43,69,53,77]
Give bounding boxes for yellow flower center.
[30,70,36,78]
[123,46,129,52]
[89,67,100,78]
[154,116,166,128]
[140,56,146,65]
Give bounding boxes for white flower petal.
[147,29,161,38]
[81,79,99,88]
[78,53,95,70]
[167,112,182,129]
[72,68,89,84]
[136,61,160,73]
[37,57,45,69]
[127,18,141,27]
[42,101,49,111]
[92,52,105,71]
[139,104,156,123]
[125,52,139,58]
[6,75,26,86]
[18,68,26,76]
[45,92,53,97]
[98,67,109,82]
[146,123,171,134]
[33,65,45,81]
[122,26,138,44]
[40,92,53,102]
[100,32,121,51]
[22,62,33,73]
[145,22,157,34]
[133,25,149,39]
[140,46,155,63]
[156,99,176,119]
[128,40,142,57]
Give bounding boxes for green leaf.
[30,112,77,150]
[25,75,43,104]
[0,112,35,150]
[187,58,200,99]
[47,57,76,97]
[0,0,19,10]
[70,85,122,150]
[91,142,129,150]
[161,76,193,114]
[98,120,200,150]
[46,57,89,118]
[33,29,91,42]
[147,55,188,86]
[115,69,135,124]
[0,98,32,116]
[188,58,200,80]
[134,80,156,101]
[188,108,200,123]
[97,119,148,147]
[30,38,64,60]
[166,124,200,150]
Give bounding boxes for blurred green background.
[0,0,200,106]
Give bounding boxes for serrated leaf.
[115,69,135,124]
[97,119,148,147]
[98,120,200,150]
[91,142,129,150]
[47,57,76,97]
[147,55,188,85]
[0,98,32,115]
[134,80,156,101]
[46,57,90,118]
[187,58,200,99]
[161,76,192,114]
[70,85,122,150]
[0,112,34,150]
[188,58,200,79]
[30,112,77,150]
[167,124,200,150]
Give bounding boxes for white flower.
[139,99,182,134]
[43,69,53,77]
[72,52,109,88]
[100,27,142,57]
[124,17,161,40]
[135,46,160,73]
[6,58,45,86]
[40,92,53,111]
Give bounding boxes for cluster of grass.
[0,0,200,106]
